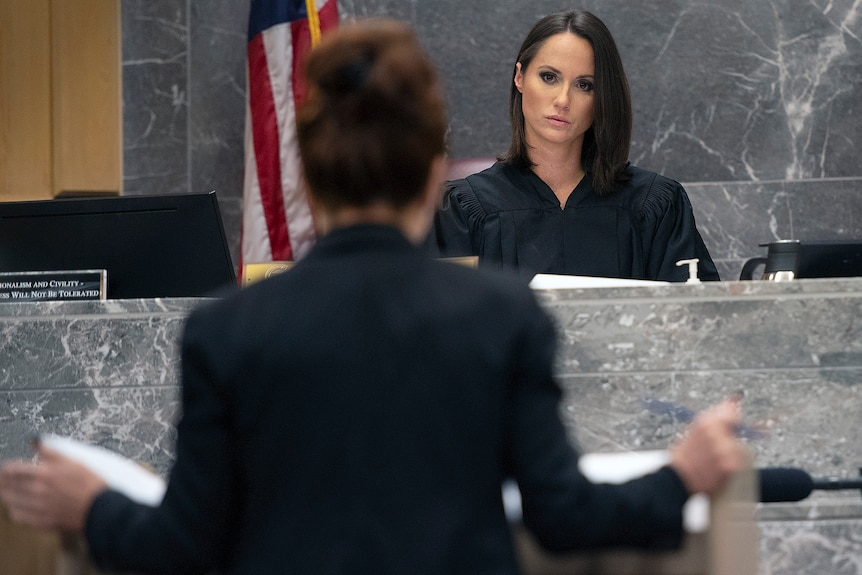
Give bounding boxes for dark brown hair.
[500,10,632,195]
[297,19,447,210]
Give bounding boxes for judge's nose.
[553,88,570,110]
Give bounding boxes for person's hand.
[0,443,108,533]
[669,399,749,496]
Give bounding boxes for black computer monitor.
[0,191,236,299]
[797,240,862,279]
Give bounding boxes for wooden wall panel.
[0,0,121,201]
[0,0,53,201]
[50,0,121,197]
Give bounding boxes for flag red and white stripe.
[240,0,338,275]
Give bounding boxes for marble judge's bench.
[1,279,861,574]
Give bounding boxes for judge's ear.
[514,62,524,93]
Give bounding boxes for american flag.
[240,0,339,275]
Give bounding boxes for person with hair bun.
[429,9,719,283]
[0,18,744,575]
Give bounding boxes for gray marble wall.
[120,0,862,278]
[0,299,189,476]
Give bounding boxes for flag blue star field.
[240,0,338,273]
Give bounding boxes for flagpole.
[305,0,321,46]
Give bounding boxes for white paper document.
[529,273,671,289]
[40,434,166,507]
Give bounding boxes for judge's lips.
[640,398,769,440]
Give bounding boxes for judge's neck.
[528,141,586,206]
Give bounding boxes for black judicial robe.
[428,162,720,282]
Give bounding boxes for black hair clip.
[334,56,373,93]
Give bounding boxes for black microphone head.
[758,467,814,502]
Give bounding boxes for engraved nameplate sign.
[0,270,107,302]
[242,256,479,288]
[242,261,295,287]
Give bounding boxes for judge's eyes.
[539,71,594,92]
[539,71,558,84]
[574,79,594,92]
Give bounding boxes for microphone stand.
[812,468,862,497]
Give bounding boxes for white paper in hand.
[40,434,167,507]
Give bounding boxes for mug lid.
[758,239,801,253]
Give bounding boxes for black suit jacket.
[86,224,689,574]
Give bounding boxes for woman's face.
[514,32,595,155]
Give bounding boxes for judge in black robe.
[427,161,720,283]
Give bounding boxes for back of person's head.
[502,9,632,195]
[297,19,447,211]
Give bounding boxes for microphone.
[757,468,813,502]
[757,467,862,503]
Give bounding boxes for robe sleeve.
[425,180,487,258]
[639,179,720,281]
